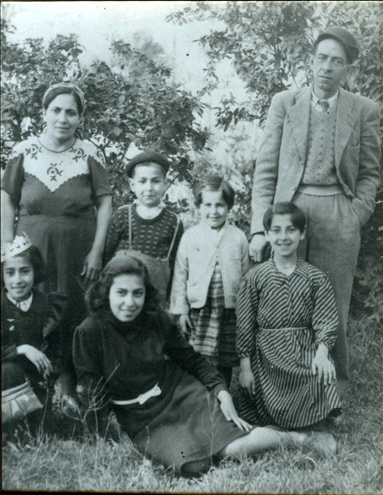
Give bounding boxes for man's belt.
[297,184,343,196]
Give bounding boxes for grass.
[2,315,382,493]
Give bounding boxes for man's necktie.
[318,99,330,113]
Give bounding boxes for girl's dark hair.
[85,254,159,316]
[263,202,306,233]
[42,86,84,115]
[1,246,47,286]
[194,175,235,210]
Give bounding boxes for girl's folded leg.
[217,426,307,459]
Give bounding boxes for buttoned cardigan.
[170,222,251,314]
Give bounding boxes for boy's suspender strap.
[166,215,181,261]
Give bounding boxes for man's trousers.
[293,190,361,398]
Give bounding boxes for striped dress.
[236,257,341,429]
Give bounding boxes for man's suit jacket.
[251,86,381,233]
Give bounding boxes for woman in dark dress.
[1,82,113,399]
[73,254,307,477]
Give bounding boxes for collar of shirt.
[199,220,228,246]
[133,199,166,208]
[133,199,166,219]
[267,256,307,287]
[6,291,33,312]
[311,88,339,112]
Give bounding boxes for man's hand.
[249,234,268,263]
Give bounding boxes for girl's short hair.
[194,175,235,210]
[1,246,47,286]
[263,202,306,233]
[42,83,85,115]
[85,254,159,316]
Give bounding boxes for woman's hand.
[1,190,17,242]
[81,249,103,284]
[82,194,112,285]
[312,343,336,385]
[17,344,52,376]
[179,314,194,336]
[217,390,252,432]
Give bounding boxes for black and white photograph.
[1,1,382,492]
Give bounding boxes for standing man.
[249,27,381,396]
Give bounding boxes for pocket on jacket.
[187,245,210,288]
[188,245,206,272]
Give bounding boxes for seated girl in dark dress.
[1,234,66,439]
[73,253,307,477]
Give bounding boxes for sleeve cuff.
[2,344,18,360]
[169,301,190,314]
[314,339,333,351]
[213,383,228,397]
[237,352,252,358]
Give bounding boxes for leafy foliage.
[168,1,382,127]
[1,17,209,207]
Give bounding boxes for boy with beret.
[104,151,183,304]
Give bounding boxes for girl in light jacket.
[170,175,251,386]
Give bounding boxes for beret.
[314,26,359,64]
[126,151,170,177]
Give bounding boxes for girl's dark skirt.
[131,372,247,475]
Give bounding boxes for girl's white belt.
[111,383,161,406]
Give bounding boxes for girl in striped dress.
[236,203,341,441]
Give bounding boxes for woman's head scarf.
[42,82,86,115]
